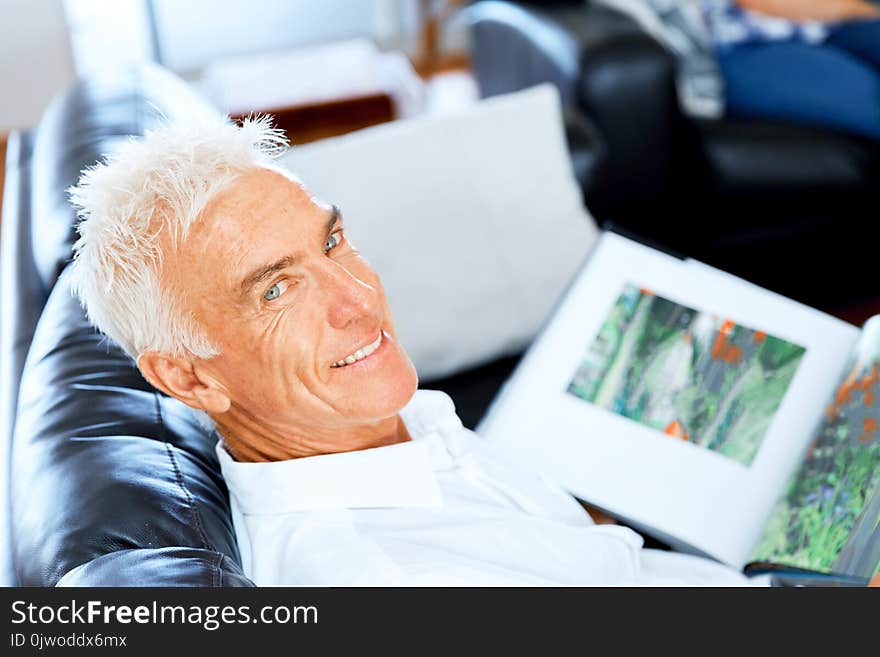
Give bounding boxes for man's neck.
[213,407,412,462]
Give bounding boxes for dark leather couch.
[469,0,880,310]
[0,66,256,587]
[0,65,521,587]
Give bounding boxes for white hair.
[67,114,288,361]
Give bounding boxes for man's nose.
[318,261,380,329]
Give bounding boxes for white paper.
[479,233,859,568]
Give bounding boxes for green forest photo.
[750,319,880,578]
[567,283,806,466]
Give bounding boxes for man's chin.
[364,366,419,419]
[356,360,419,422]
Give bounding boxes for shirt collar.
[216,390,460,514]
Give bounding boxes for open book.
[479,231,880,585]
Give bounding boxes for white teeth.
[332,332,383,368]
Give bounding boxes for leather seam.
[156,394,210,551]
[213,551,223,587]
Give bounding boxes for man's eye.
[323,230,344,254]
[263,280,288,302]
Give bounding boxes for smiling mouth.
[330,332,383,368]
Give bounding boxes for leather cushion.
[696,118,879,200]
[56,548,252,587]
[11,272,245,586]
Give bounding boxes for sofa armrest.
[469,2,646,102]
[469,2,578,103]
[0,131,42,587]
[576,30,682,225]
[56,548,255,587]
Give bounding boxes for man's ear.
[137,351,231,414]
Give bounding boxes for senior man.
[67,116,756,586]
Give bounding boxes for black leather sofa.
[0,67,256,587]
[0,65,524,587]
[468,0,880,310]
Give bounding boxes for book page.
[478,233,859,568]
[748,316,880,579]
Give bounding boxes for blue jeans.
[717,19,880,140]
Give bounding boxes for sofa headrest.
[30,64,220,293]
[11,272,247,586]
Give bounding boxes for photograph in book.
[750,318,880,577]
[567,283,806,466]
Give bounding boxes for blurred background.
[0,0,476,137]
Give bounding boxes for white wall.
[152,0,414,75]
[0,0,76,132]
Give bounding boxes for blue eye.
[324,230,343,254]
[263,281,285,301]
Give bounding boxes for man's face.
[163,166,418,451]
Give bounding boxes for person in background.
[703,0,880,139]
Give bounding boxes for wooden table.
[230,91,395,146]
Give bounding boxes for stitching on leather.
[155,394,210,551]
[213,552,223,587]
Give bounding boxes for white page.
[479,233,859,568]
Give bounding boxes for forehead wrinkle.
[178,168,328,305]
[233,205,338,301]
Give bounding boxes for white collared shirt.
[216,390,759,586]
